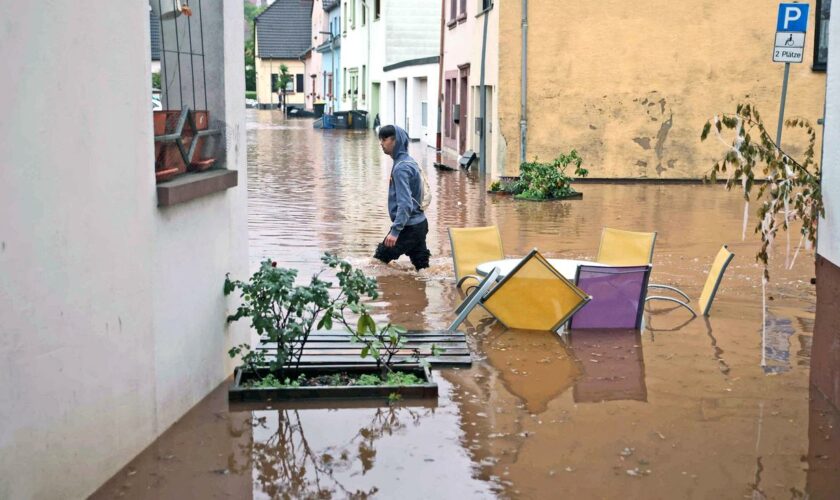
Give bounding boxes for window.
[482,0,492,11]
[271,73,278,92]
[343,68,347,99]
[296,74,304,93]
[343,3,347,33]
[459,0,467,18]
[375,0,381,19]
[421,102,428,127]
[351,0,356,28]
[814,0,831,71]
[362,1,366,26]
[450,0,456,21]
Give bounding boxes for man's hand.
[384,234,398,248]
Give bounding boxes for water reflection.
[567,330,647,403]
[484,331,580,414]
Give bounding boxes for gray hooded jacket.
[387,126,426,237]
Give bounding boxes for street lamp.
[319,30,335,114]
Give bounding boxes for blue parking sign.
[776,3,810,33]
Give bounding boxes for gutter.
[520,0,528,164]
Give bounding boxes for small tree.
[274,64,293,109]
[700,104,823,279]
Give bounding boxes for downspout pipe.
[478,3,490,175]
[519,0,528,164]
[434,0,446,167]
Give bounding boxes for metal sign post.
[773,2,810,147]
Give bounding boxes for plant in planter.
[492,150,588,200]
[224,254,377,381]
[225,254,440,398]
[700,103,823,279]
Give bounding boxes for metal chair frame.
[645,245,734,317]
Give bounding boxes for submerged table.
[476,258,608,280]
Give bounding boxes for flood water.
[93,111,839,499]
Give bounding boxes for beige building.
[254,0,313,107]
[497,0,829,179]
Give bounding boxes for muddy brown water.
[92,111,838,499]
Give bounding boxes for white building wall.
[382,63,440,146]
[384,0,440,66]
[819,8,840,266]
[0,2,248,498]
[339,0,370,111]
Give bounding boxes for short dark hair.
[378,124,396,140]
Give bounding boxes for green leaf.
[701,121,711,141]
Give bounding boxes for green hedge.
[245,91,257,100]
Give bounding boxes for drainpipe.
[478,2,490,175]
[519,0,528,164]
[362,0,372,122]
[434,0,446,167]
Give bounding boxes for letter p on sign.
[777,3,810,33]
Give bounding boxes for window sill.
[457,13,467,24]
[447,19,458,29]
[157,169,238,207]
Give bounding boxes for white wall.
[0,2,248,498]
[384,0,440,66]
[819,7,840,266]
[382,63,440,145]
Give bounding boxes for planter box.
[487,190,584,201]
[228,365,438,404]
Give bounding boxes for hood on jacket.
[389,126,411,163]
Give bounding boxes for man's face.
[380,136,395,155]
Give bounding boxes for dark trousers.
[374,220,431,270]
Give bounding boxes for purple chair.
[570,265,652,329]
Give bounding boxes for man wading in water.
[374,125,431,270]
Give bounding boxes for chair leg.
[648,284,691,301]
[645,295,697,317]
[457,274,482,288]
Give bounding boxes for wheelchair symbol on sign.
[784,34,795,46]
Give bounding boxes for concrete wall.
[0,1,248,498]
[813,0,840,412]
[498,0,827,178]
[255,56,306,105]
[819,1,840,267]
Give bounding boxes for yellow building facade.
[255,57,306,106]
[498,0,827,179]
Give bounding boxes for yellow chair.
[482,249,591,331]
[646,245,734,317]
[596,228,657,266]
[448,226,505,290]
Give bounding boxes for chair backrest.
[698,245,734,316]
[448,226,505,282]
[596,228,657,266]
[570,265,652,329]
[482,249,590,331]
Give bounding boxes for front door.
[458,66,470,154]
